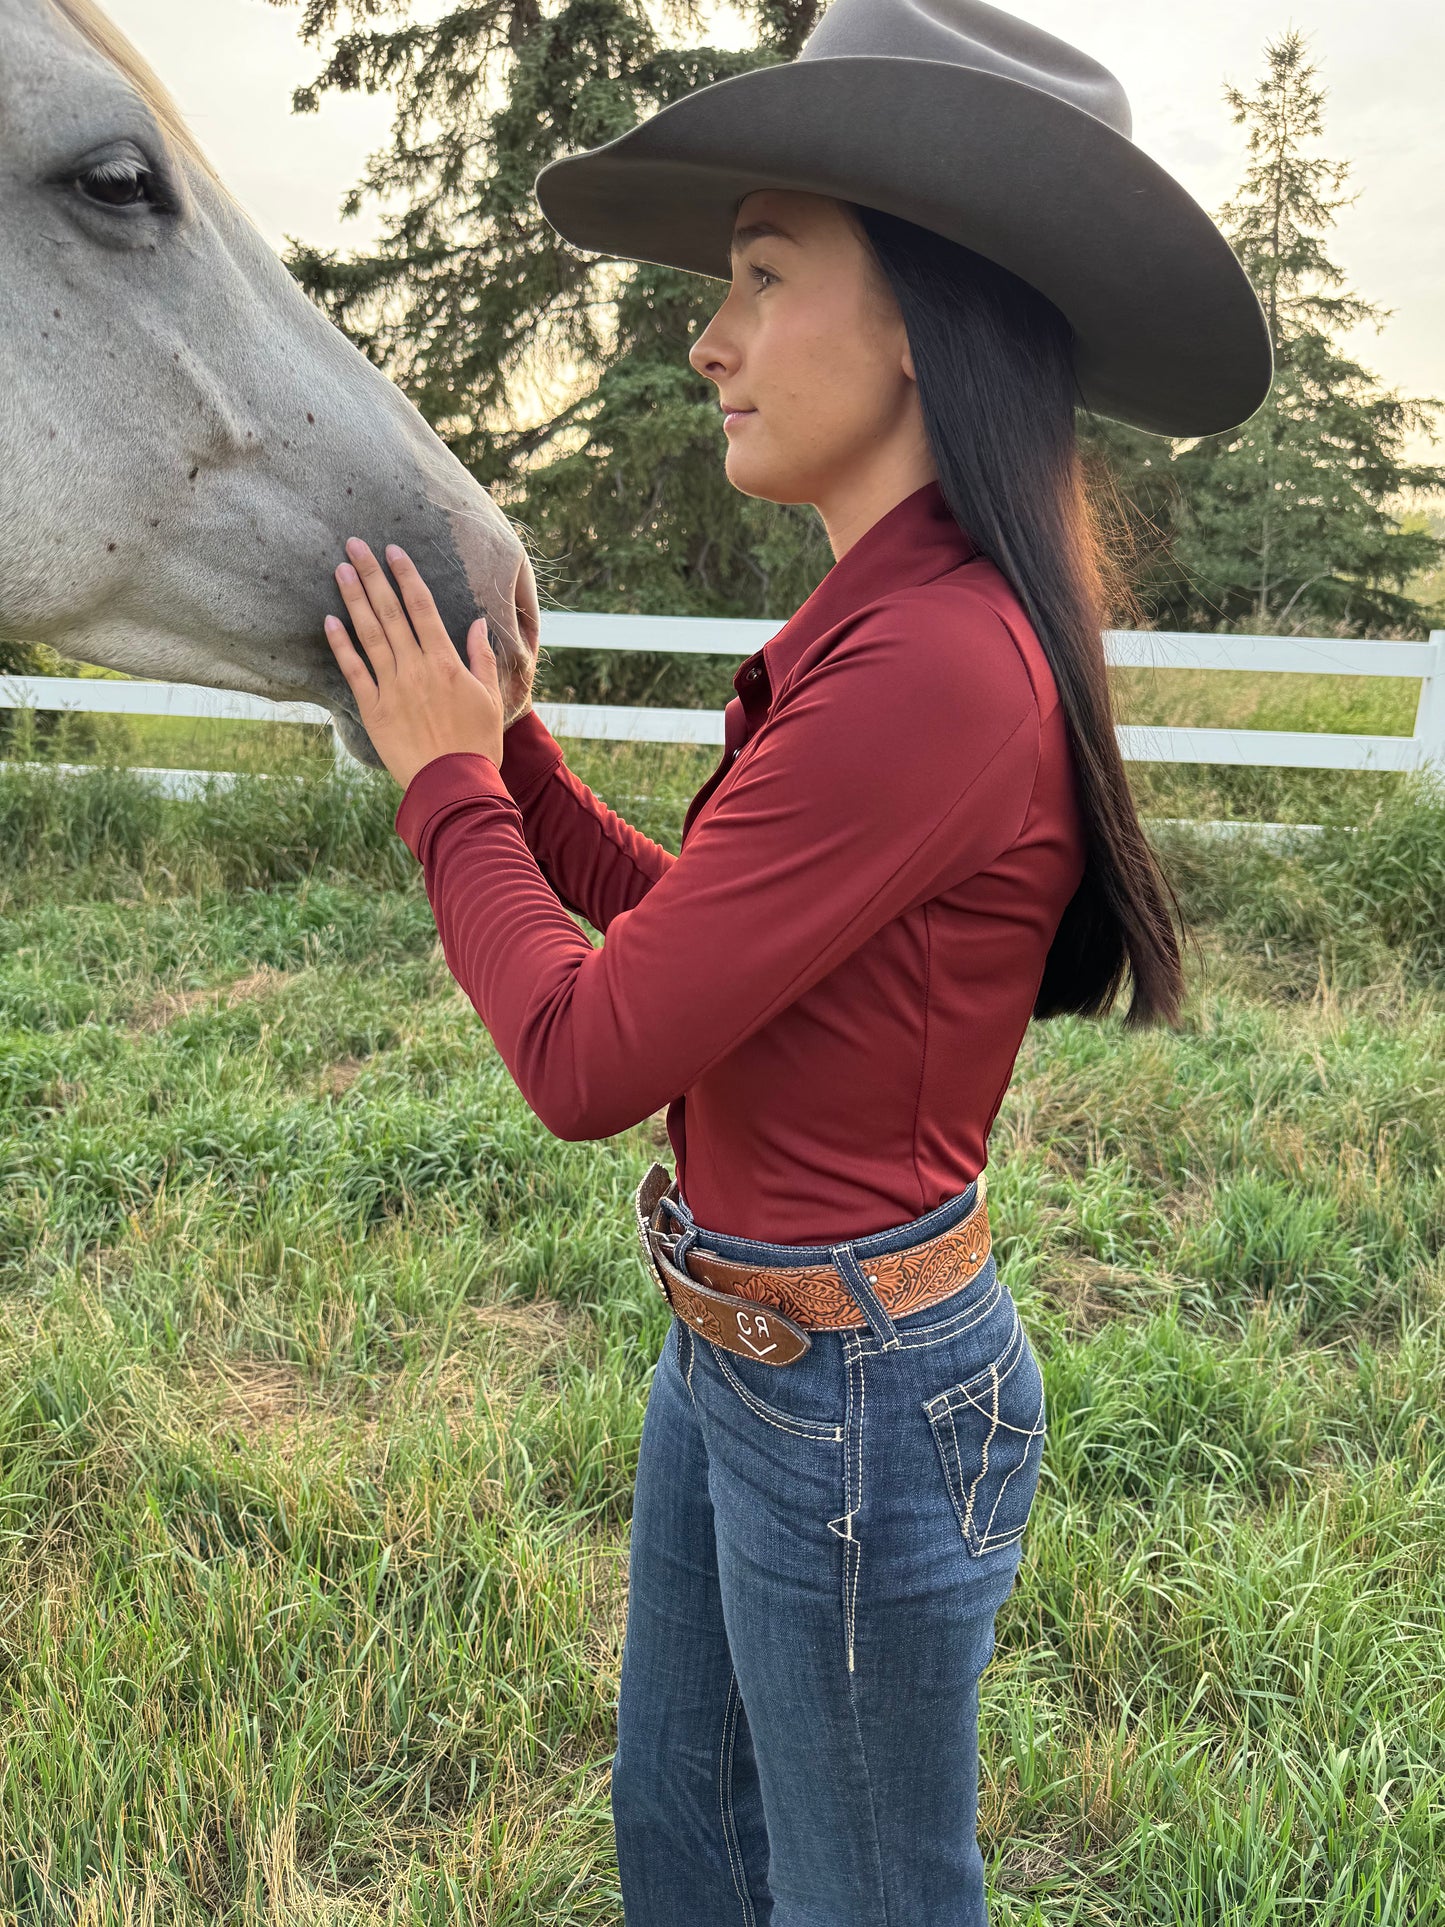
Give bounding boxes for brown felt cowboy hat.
[533,0,1273,438]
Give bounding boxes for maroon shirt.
[395,479,1085,1244]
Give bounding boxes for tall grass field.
[2,698,1444,1922]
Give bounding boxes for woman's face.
[687,188,926,515]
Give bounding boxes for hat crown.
[799,0,1132,140]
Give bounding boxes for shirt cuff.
[496,705,568,807]
[394,750,516,862]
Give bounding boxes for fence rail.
[4,619,1443,785]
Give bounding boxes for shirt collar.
[732,479,978,701]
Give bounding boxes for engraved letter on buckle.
[734,1309,777,1358]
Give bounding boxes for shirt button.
[731,748,741,759]
[745,665,762,683]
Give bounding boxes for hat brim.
[534,58,1272,438]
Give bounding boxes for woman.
[321,3,1271,1918]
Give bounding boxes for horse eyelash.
[87,158,145,184]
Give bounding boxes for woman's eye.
[748,263,777,290]
[73,157,164,210]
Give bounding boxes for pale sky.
[105,0,1444,468]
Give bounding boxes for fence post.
[1413,632,1445,773]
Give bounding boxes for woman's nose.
[689,316,734,381]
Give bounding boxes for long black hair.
[848,202,1183,1027]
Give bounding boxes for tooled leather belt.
[633,1162,992,1367]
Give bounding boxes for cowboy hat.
[532,0,1272,437]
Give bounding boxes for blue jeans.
[611,1178,1047,1926]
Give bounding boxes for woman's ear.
[902,343,917,383]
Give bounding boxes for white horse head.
[0,0,541,768]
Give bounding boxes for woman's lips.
[723,409,756,430]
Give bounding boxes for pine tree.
[267,0,835,709]
[1158,30,1445,633]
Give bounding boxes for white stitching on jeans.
[718,1672,737,1896]
[957,1367,999,1544]
[836,1337,866,1674]
[674,1318,699,1409]
[718,1670,755,1926]
[849,1350,866,1671]
[976,1382,1046,1543]
[923,1316,1026,1418]
[941,1360,1038,1431]
[710,1344,845,1441]
[925,1317,1046,1553]
[827,1332,895,1919]
[938,1395,1013,1554]
[842,1337,856,1672]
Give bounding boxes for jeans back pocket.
[922,1308,1046,1557]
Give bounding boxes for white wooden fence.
[3,615,1443,798]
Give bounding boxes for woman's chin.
[724,446,786,503]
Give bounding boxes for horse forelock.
[46,0,226,189]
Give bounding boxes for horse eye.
[74,158,161,210]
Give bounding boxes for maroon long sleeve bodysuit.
[394,479,1087,1245]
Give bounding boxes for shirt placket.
[680,652,772,847]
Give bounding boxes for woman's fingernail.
[386,543,406,563]
[337,563,356,583]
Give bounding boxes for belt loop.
[657,1188,700,1271]
[657,1188,694,1232]
[830,1245,901,1350]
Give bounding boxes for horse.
[0,0,541,770]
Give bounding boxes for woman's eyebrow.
[729,220,797,260]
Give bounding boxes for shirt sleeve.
[393,591,1043,1142]
[490,706,675,929]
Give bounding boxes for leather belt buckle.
[632,1163,812,1367]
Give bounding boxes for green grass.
[2,732,1444,1922]
[67,710,339,775]
[1110,666,1422,827]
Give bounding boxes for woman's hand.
[323,537,506,790]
